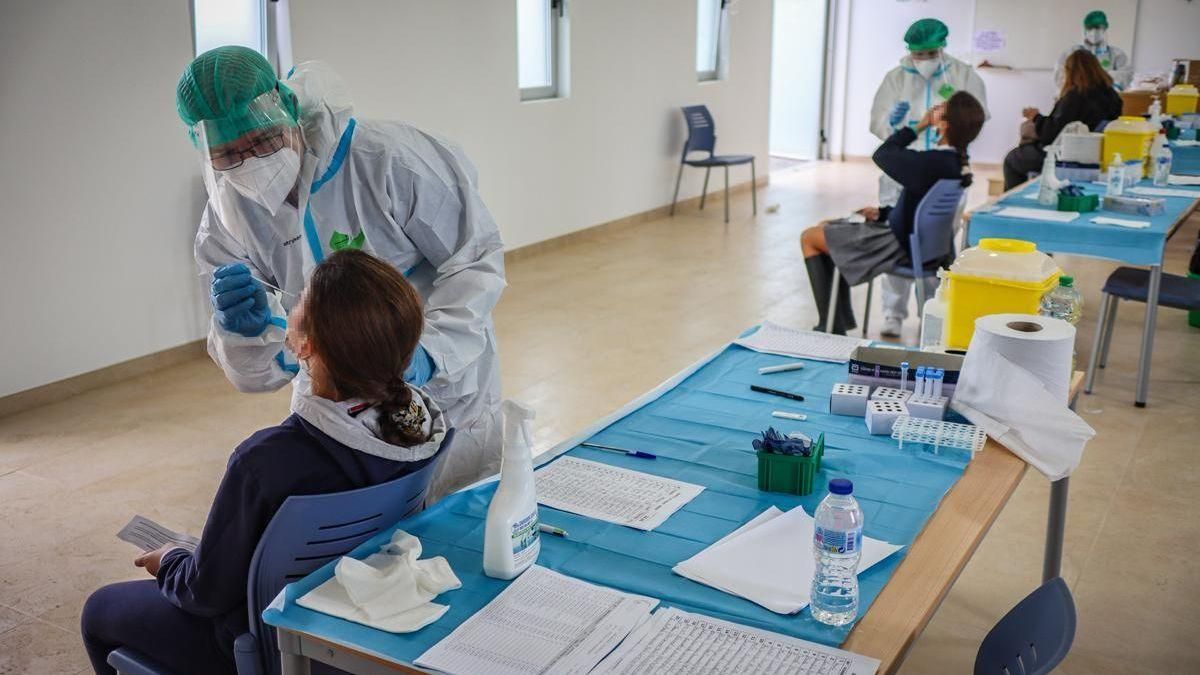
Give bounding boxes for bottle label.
[511,511,540,566]
[815,525,862,554]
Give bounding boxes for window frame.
[190,0,269,58]
[696,0,728,82]
[518,0,566,102]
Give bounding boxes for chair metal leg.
[1098,294,1118,369]
[914,275,928,310]
[750,158,758,215]
[670,163,684,216]
[699,168,711,209]
[1135,265,1162,407]
[862,279,873,337]
[723,165,730,223]
[1084,293,1111,394]
[826,267,841,334]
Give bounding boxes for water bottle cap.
[828,478,853,495]
[1059,275,1074,287]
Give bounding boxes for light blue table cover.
[262,340,973,663]
[1170,140,1200,175]
[967,178,1200,265]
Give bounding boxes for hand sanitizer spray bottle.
[484,400,540,579]
[1038,147,1063,206]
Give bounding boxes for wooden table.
[277,373,1086,675]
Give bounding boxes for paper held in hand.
[117,515,199,553]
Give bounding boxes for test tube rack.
[870,386,912,403]
[891,415,987,457]
[830,383,871,416]
[865,399,909,435]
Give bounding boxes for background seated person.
[800,92,985,335]
[1004,50,1123,190]
[81,250,449,675]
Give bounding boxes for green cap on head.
[1083,10,1108,28]
[904,18,948,51]
[176,46,299,148]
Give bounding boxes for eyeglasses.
[209,132,288,171]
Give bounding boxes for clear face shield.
[193,90,304,245]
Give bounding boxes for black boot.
[804,254,857,335]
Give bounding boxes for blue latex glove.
[888,101,911,128]
[211,263,270,338]
[403,344,436,386]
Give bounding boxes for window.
[697,0,728,81]
[518,0,568,101]
[192,0,267,57]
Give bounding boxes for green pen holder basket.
[1058,192,1099,212]
[756,433,825,496]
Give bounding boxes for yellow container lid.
[1104,116,1157,135]
[947,238,1060,284]
[1169,84,1198,95]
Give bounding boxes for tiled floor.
[1,160,1197,673]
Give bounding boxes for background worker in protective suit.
[868,18,988,339]
[1054,10,1132,92]
[177,46,505,498]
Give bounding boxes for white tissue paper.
[951,314,1095,480]
[298,530,461,633]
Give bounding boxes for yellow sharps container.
[1102,116,1156,175]
[943,239,1061,349]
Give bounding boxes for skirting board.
[0,340,207,419]
[0,176,767,417]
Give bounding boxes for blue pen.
[580,442,657,459]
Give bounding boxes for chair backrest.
[974,576,1077,675]
[680,105,717,158]
[244,429,454,675]
[909,178,965,276]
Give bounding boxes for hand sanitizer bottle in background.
[1037,148,1061,206]
[919,274,948,351]
[1152,131,1173,187]
[1106,153,1126,197]
[811,478,863,626]
[483,400,540,580]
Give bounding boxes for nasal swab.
[250,275,296,298]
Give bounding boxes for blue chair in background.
[826,178,963,338]
[671,105,757,224]
[1084,266,1200,405]
[107,430,454,675]
[974,576,1077,675]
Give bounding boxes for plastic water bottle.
[811,478,863,626]
[920,277,948,351]
[1040,276,1084,371]
[1152,132,1173,187]
[1106,152,1126,197]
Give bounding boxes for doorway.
[769,0,828,170]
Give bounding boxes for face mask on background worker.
[1082,10,1108,49]
[904,18,948,80]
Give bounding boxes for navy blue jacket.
[873,126,965,251]
[155,414,426,655]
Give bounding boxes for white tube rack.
[891,415,987,457]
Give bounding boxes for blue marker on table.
[580,442,657,459]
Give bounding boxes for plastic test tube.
[915,367,926,398]
[900,361,909,392]
[933,369,944,398]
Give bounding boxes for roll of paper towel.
[970,314,1075,402]
[951,313,1093,480]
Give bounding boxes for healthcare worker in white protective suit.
[869,18,988,338]
[1054,10,1132,92]
[177,46,505,498]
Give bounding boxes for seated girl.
[1003,49,1122,189]
[800,91,985,335]
[81,249,450,675]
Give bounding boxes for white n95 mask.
[1084,28,1105,46]
[914,59,942,80]
[221,148,301,216]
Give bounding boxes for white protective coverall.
[194,63,505,499]
[869,52,988,322]
[1054,43,1132,91]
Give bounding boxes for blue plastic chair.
[1084,266,1200,404]
[974,576,1077,675]
[670,105,757,223]
[107,429,453,675]
[826,179,964,338]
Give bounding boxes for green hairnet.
[1083,10,1108,28]
[904,18,949,51]
[176,46,299,148]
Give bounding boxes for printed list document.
[734,321,868,363]
[591,607,880,675]
[414,565,658,675]
[117,515,199,553]
[534,457,703,531]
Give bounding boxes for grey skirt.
[824,218,905,286]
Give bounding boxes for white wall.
[0,1,207,398]
[828,0,1200,165]
[288,0,773,249]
